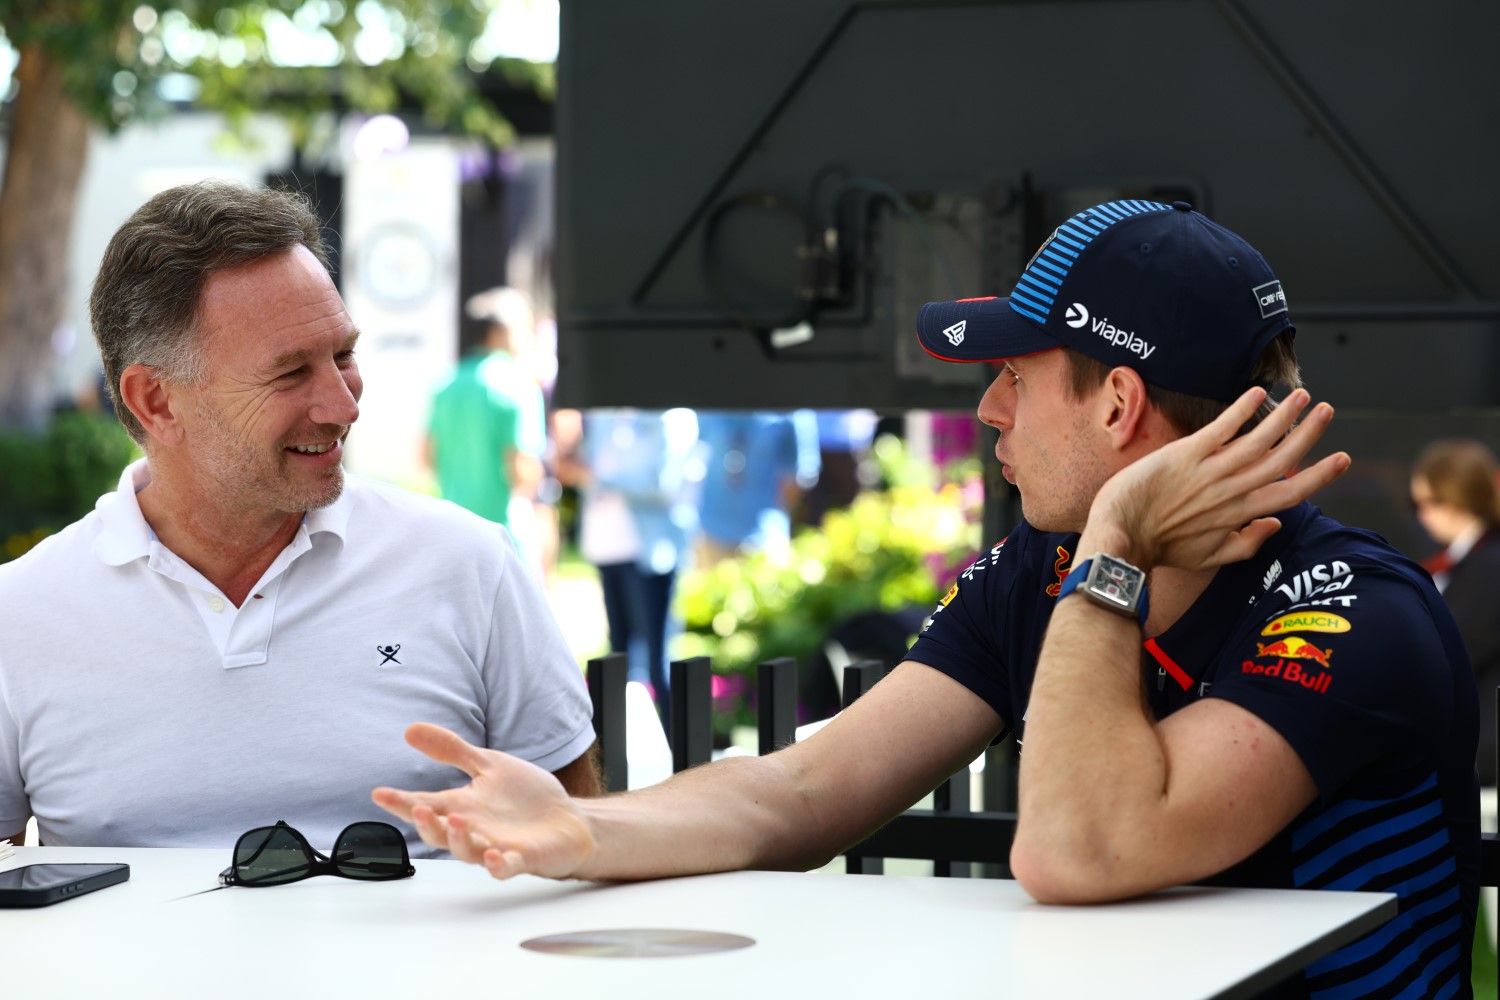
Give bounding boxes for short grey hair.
[89,180,330,444]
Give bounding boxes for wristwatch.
[1058,553,1150,626]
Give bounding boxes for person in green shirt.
[425,287,546,534]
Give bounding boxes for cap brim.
[915,297,1060,363]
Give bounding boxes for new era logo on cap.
[943,320,966,346]
[1254,281,1287,319]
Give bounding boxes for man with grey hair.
[0,180,599,854]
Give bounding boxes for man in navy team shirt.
[376,200,1479,999]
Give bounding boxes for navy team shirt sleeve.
[905,523,1072,735]
[1209,556,1464,802]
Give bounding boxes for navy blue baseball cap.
[915,200,1293,402]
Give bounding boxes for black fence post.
[587,653,628,793]
[670,657,713,773]
[758,657,798,756]
[933,768,972,878]
[841,659,890,874]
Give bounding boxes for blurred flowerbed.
[674,436,982,740]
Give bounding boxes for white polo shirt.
[0,460,594,855]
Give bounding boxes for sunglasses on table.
[219,820,415,888]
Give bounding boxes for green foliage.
[0,410,138,562]
[0,1,542,145]
[676,438,981,737]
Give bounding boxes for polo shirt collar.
[92,458,355,567]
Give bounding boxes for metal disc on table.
[520,928,756,958]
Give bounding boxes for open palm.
[372,723,596,880]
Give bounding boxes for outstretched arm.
[1011,388,1349,903]
[373,663,1000,882]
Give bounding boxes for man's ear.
[117,364,187,447]
[1100,366,1152,452]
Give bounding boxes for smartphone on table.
[0,863,130,908]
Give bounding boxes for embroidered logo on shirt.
[377,644,402,666]
[1043,546,1072,597]
[1255,636,1332,668]
[1275,560,1353,603]
[1260,612,1352,637]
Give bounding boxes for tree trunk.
[0,43,90,432]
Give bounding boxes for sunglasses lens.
[333,822,411,880]
[233,825,317,885]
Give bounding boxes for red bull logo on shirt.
[1246,636,1335,693]
[1242,656,1333,694]
[1044,546,1072,597]
[1256,636,1334,667]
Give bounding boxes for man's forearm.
[1010,582,1173,901]
[574,752,827,881]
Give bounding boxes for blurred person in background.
[696,410,820,566]
[796,409,879,528]
[425,286,547,574]
[1412,437,1500,954]
[1412,439,1500,783]
[558,409,700,725]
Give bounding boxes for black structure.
[555,0,1500,552]
[587,653,629,792]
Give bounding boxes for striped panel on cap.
[1008,200,1170,326]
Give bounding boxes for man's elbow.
[1009,827,1140,905]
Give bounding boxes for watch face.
[1088,554,1144,612]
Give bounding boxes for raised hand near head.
[1084,387,1350,572]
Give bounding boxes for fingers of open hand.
[1197,386,1271,455]
[443,813,494,864]
[408,803,456,852]
[370,786,418,822]
[1243,449,1351,514]
[1210,517,1283,565]
[1211,392,1340,504]
[1212,389,1311,478]
[482,847,527,881]
[404,723,490,778]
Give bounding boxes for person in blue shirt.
[695,410,820,564]
[562,409,699,722]
[376,201,1478,1000]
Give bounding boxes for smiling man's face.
[177,245,363,517]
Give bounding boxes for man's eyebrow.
[263,329,361,374]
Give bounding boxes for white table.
[1,847,1393,999]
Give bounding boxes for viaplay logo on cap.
[1254,280,1287,320]
[1068,301,1157,360]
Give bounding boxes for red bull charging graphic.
[1244,636,1334,693]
